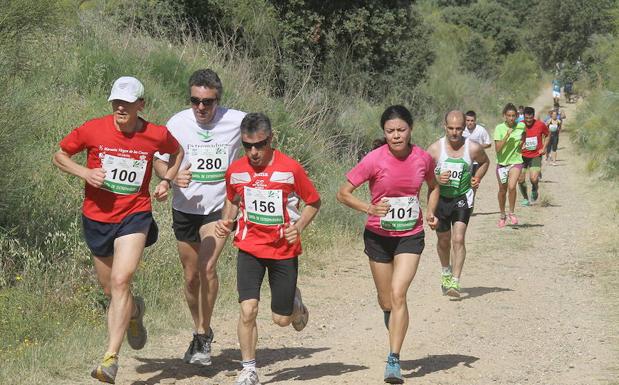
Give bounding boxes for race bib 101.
[187,144,229,182]
[101,154,147,195]
[380,196,420,231]
[244,187,284,225]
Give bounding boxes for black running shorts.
[237,250,298,316]
[172,209,222,243]
[363,229,425,263]
[436,193,473,233]
[82,211,158,257]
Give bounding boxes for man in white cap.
[53,76,185,384]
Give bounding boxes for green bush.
[572,91,619,178]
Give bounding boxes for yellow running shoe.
[91,352,118,384]
[127,295,147,350]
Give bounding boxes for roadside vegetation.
[0,0,615,383]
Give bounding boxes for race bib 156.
[244,187,284,225]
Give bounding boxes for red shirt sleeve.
[159,127,180,155]
[293,163,320,204]
[541,121,550,136]
[59,125,87,155]
[225,168,237,201]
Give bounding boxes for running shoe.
[91,352,118,384]
[292,288,309,331]
[508,213,519,225]
[531,190,539,202]
[235,367,260,385]
[521,199,530,206]
[127,296,147,350]
[498,216,507,228]
[183,328,214,365]
[384,355,404,384]
[441,274,453,295]
[446,280,461,298]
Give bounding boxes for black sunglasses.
[241,138,270,150]
[189,97,217,106]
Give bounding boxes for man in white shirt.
[463,110,491,173]
[155,69,245,366]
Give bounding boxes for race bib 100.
[187,144,229,182]
[380,196,420,231]
[244,187,284,225]
[101,154,147,195]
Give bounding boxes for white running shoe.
[235,367,260,385]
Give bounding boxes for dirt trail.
[114,87,617,385]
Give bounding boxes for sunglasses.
[189,97,217,106]
[241,138,270,150]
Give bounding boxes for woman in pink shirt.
[337,105,440,384]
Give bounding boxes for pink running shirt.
[346,144,435,237]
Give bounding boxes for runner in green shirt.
[493,103,525,228]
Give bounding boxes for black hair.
[240,112,272,136]
[188,69,223,100]
[372,105,414,150]
[380,105,413,129]
[503,103,518,115]
[465,110,477,119]
[523,106,535,116]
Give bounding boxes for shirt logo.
[197,130,213,142]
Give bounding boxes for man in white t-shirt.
[463,110,491,172]
[155,69,245,366]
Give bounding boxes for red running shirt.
[522,119,550,158]
[59,115,179,223]
[225,150,321,259]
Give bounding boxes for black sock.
[383,310,391,330]
[518,182,528,200]
[389,352,400,360]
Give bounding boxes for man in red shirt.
[518,106,549,205]
[215,113,321,385]
[53,76,184,384]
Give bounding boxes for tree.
[529,0,615,68]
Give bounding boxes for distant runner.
[53,76,183,384]
[215,113,320,385]
[545,110,562,166]
[518,106,549,205]
[337,105,439,384]
[427,111,489,297]
[552,78,561,107]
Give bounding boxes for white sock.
[442,266,452,275]
[242,359,256,370]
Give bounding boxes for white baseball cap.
[108,76,144,102]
